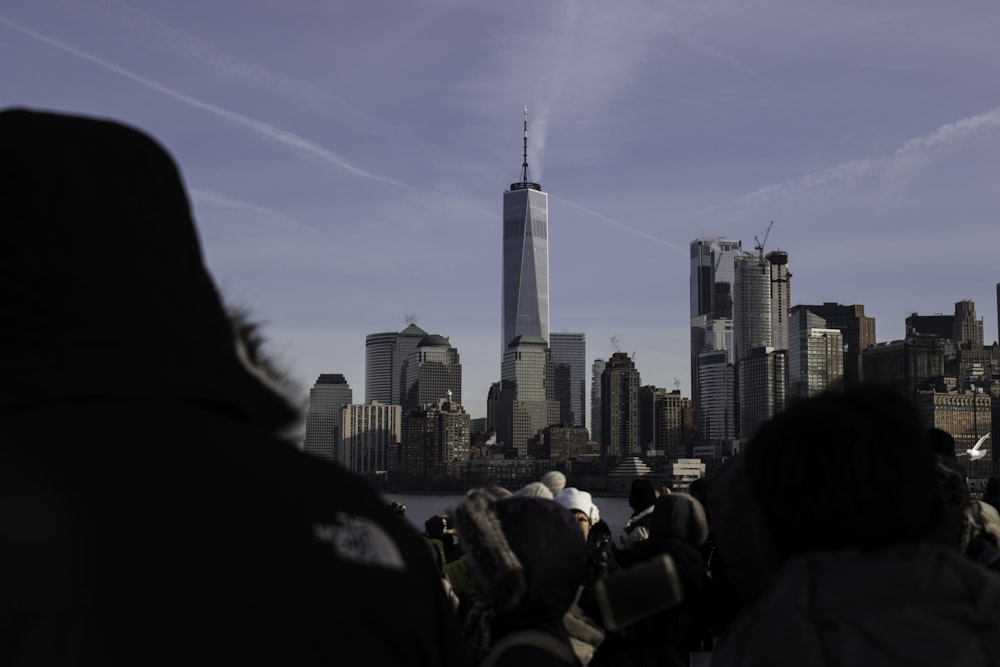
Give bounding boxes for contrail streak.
[553,195,688,256]
[742,107,1000,203]
[0,16,410,190]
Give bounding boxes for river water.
[382,492,636,542]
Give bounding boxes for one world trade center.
[502,107,549,353]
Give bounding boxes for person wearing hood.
[620,479,658,549]
[454,489,586,666]
[713,384,1000,667]
[611,492,712,664]
[0,109,463,666]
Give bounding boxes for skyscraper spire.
[521,106,530,184]
[512,106,540,191]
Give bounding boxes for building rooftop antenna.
[512,106,541,191]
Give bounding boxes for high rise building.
[863,335,945,395]
[402,334,462,411]
[638,387,693,459]
[502,108,549,352]
[696,351,736,444]
[916,389,993,492]
[364,331,396,404]
[340,401,401,475]
[767,250,790,353]
[303,374,352,461]
[690,237,741,438]
[796,303,874,385]
[550,332,587,428]
[401,397,470,482]
[498,335,561,457]
[789,307,844,399]
[953,300,984,347]
[733,252,773,364]
[737,347,787,440]
[591,358,604,448]
[601,352,641,459]
[364,323,428,405]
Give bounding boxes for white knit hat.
[540,470,567,495]
[554,487,600,525]
[514,481,554,499]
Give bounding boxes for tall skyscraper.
[601,352,641,459]
[402,334,462,411]
[591,358,604,447]
[303,374,352,461]
[498,335,560,457]
[365,323,428,405]
[733,252,773,364]
[502,108,549,353]
[550,332,587,428]
[690,237,741,440]
[767,250,790,352]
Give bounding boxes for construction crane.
[754,220,774,262]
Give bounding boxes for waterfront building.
[364,323,428,405]
[498,335,561,457]
[401,397,470,483]
[544,423,591,461]
[550,332,587,428]
[340,401,401,475]
[591,359,604,449]
[303,374,352,461]
[601,352,641,460]
[502,108,549,352]
[402,334,461,411]
[916,389,993,492]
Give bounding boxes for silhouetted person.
[0,108,462,666]
[713,384,1000,666]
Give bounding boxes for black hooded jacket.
[0,109,462,666]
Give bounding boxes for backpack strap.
[481,629,579,667]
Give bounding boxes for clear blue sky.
[4,0,999,419]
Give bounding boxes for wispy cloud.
[190,188,314,230]
[742,107,1000,203]
[0,15,410,190]
[553,195,688,256]
[97,1,379,126]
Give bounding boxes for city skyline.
[4,1,999,419]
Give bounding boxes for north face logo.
[313,513,405,569]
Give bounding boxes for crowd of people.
[7,108,1000,666]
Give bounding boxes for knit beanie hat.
[541,470,567,495]
[554,487,600,525]
[515,481,555,499]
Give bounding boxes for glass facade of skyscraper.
[550,332,587,428]
[502,185,549,352]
